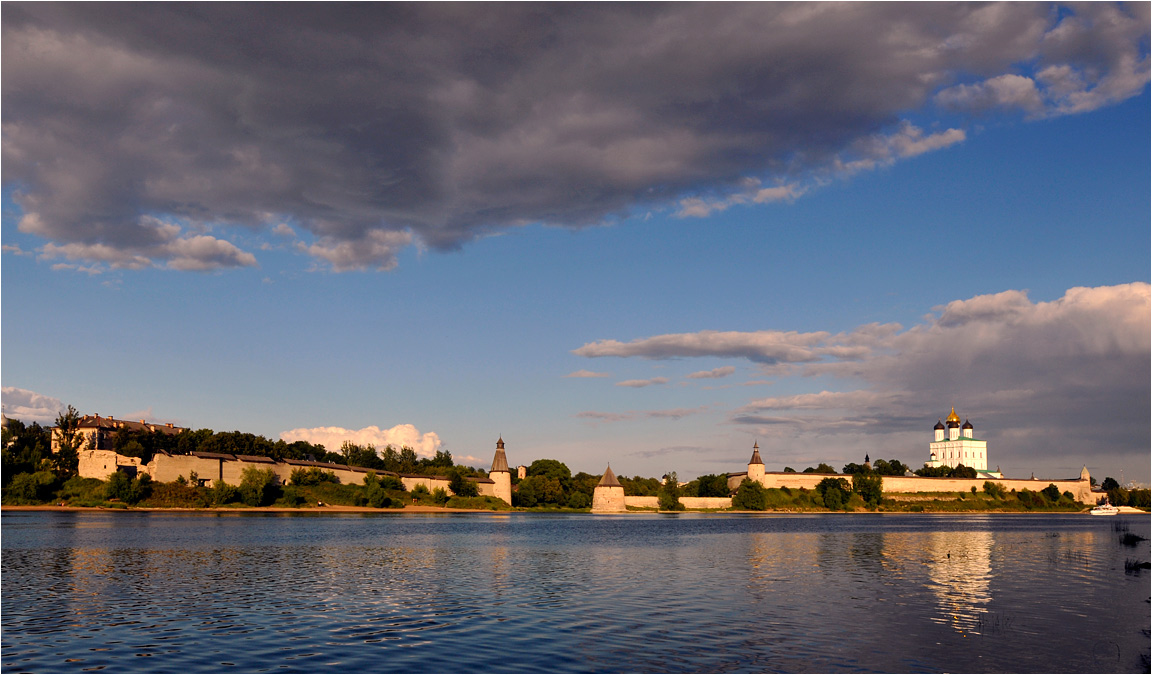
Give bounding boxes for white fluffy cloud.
[1,387,65,425]
[578,283,1151,475]
[279,423,443,458]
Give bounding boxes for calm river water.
[2,511,1149,673]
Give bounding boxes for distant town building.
[927,407,1001,477]
[516,465,527,480]
[51,414,185,454]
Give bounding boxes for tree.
[2,419,51,485]
[104,471,151,504]
[52,405,83,478]
[239,467,280,507]
[842,462,870,475]
[816,477,851,510]
[693,474,730,498]
[527,459,572,483]
[804,463,837,474]
[423,449,454,469]
[852,472,883,506]
[399,447,418,474]
[658,472,684,511]
[915,464,977,479]
[782,467,797,473]
[1041,483,1062,502]
[341,441,383,470]
[1101,477,1120,491]
[732,478,767,510]
[448,469,479,497]
[291,467,339,486]
[7,470,57,502]
[872,459,910,476]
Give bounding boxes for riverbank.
[4,503,1146,515]
[1,503,478,514]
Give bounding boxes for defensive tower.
[489,436,512,504]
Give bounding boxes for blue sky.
[3,4,1149,483]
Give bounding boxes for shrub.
[280,485,305,507]
[239,467,280,507]
[431,487,450,505]
[983,481,1006,499]
[6,471,58,502]
[1041,483,1062,502]
[852,472,883,506]
[56,476,105,504]
[291,467,339,486]
[816,477,852,510]
[104,471,151,504]
[658,473,684,511]
[446,495,512,511]
[212,481,239,505]
[411,483,430,497]
[567,491,591,509]
[732,478,768,510]
[143,481,210,508]
[448,469,479,497]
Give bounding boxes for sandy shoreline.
[3,504,1145,515]
[1,503,479,514]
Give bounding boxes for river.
[2,511,1148,673]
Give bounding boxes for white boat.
[1090,501,1119,516]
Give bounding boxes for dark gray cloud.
[3,3,1148,271]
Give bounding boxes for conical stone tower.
[489,437,512,504]
[591,464,626,513]
[747,441,765,483]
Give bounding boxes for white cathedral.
[927,407,1002,478]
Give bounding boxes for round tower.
[489,437,512,505]
[933,419,945,442]
[961,419,973,439]
[591,464,626,513]
[747,441,765,483]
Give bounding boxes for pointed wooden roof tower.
[749,441,764,465]
[597,464,622,488]
[491,436,510,473]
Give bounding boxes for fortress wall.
[743,471,1095,504]
[879,475,1094,503]
[624,496,658,508]
[401,475,451,493]
[148,454,225,485]
[621,496,734,510]
[681,497,733,509]
[78,450,143,481]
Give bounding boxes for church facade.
[926,407,1001,477]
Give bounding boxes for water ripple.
[2,512,1148,673]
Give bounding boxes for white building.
[927,407,1001,477]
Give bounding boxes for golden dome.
[945,406,961,424]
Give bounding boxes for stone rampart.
[741,471,1094,504]
[620,496,734,510]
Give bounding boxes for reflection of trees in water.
[925,530,993,635]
